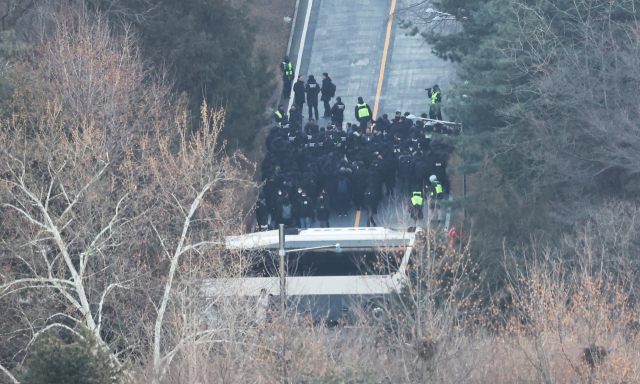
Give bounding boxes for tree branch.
[0,362,19,384]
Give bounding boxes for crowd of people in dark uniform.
[255,58,456,230]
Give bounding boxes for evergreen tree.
[22,329,121,384]
[405,0,640,287]
[92,0,274,147]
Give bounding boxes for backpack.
[338,178,348,194]
[281,204,292,220]
[400,157,411,171]
[329,82,336,97]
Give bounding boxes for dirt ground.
[247,0,296,76]
[237,0,296,230]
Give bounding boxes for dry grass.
[246,0,296,73]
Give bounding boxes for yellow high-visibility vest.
[430,181,443,196]
[411,192,423,206]
[357,103,370,118]
[431,91,440,104]
[275,110,283,119]
[283,62,292,76]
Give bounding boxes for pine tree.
[22,329,121,384]
[91,0,275,147]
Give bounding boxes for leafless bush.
[499,0,640,209]
[0,9,255,384]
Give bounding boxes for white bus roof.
[202,275,405,297]
[225,227,414,250]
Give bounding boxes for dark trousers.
[354,189,365,210]
[308,103,319,120]
[331,117,343,127]
[323,99,331,117]
[366,208,377,227]
[429,103,442,120]
[337,193,350,215]
[398,175,410,196]
[384,177,395,196]
[283,79,292,99]
[357,117,371,128]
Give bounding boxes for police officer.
[331,97,345,127]
[304,118,319,135]
[305,75,320,121]
[335,173,351,217]
[316,193,330,228]
[427,174,444,223]
[426,85,442,120]
[289,104,303,131]
[278,197,296,228]
[397,151,412,196]
[293,75,306,113]
[321,73,335,118]
[297,190,314,229]
[255,194,270,231]
[355,97,372,128]
[363,183,378,227]
[281,56,293,99]
[409,191,424,227]
[274,104,287,127]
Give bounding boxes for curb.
[286,0,302,57]
[278,0,302,109]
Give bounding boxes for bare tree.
[497,0,640,210]
[499,234,640,384]
[0,8,255,383]
[370,229,480,383]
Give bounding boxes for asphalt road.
[285,0,456,229]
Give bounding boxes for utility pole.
[278,224,288,384]
[278,224,287,322]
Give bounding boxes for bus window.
[248,250,403,277]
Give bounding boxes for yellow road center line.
[372,0,397,119]
[355,0,395,229]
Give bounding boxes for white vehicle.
[203,227,418,323]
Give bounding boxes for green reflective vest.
[430,181,443,196]
[283,62,292,76]
[357,103,370,118]
[411,192,423,206]
[431,91,440,104]
[275,110,283,119]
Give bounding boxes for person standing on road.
[397,151,412,196]
[364,183,378,227]
[289,104,303,131]
[426,85,442,120]
[336,173,351,217]
[331,97,345,127]
[274,104,287,128]
[427,174,444,223]
[321,73,335,118]
[255,194,270,231]
[409,191,424,227]
[293,75,306,113]
[297,190,314,229]
[305,75,320,121]
[355,97,372,128]
[278,197,297,228]
[316,194,330,228]
[281,56,293,99]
